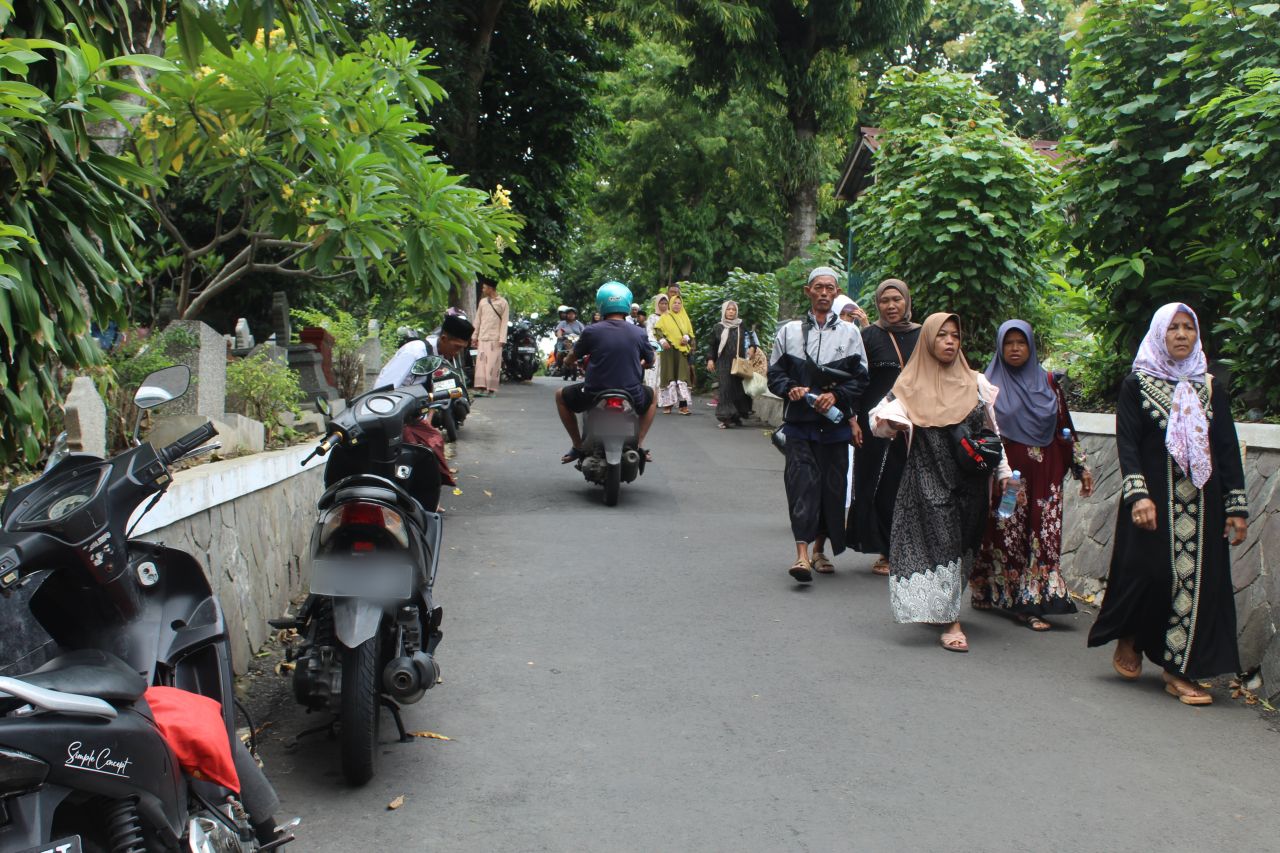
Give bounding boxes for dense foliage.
[851,68,1058,364]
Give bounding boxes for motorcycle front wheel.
[340,632,381,786]
[603,463,621,507]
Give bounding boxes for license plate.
[434,378,457,391]
[311,558,413,600]
[517,346,536,353]
[16,837,83,853]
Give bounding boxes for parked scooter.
[502,318,539,382]
[0,365,293,852]
[574,390,645,506]
[420,356,471,443]
[275,364,461,785]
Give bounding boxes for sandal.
[970,599,993,611]
[662,407,673,414]
[678,407,691,415]
[788,558,813,583]
[641,448,653,462]
[717,422,729,429]
[1112,654,1142,681]
[871,557,890,576]
[939,631,969,653]
[561,446,585,464]
[811,553,835,574]
[1019,614,1052,632]
[1163,674,1213,706]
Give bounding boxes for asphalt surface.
[258,377,1280,852]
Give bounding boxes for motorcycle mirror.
[316,396,331,416]
[133,364,191,410]
[411,356,443,376]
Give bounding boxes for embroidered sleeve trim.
[1225,489,1250,518]
[1122,474,1148,502]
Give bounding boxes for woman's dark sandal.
[940,631,969,653]
[561,447,585,464]
[1019,615,1052,632]
[1112,655,1142,681]
[788,559,813,583]
[1164,677,1213,706]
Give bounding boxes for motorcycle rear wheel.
[603,463,621,507]
[340,632,381,786]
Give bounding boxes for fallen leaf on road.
[452,488,463,496]
[387,795,405,810]
[274,661,295,675]
[484,490,493,497]
[255,650,271,658]
[408,731,451,741]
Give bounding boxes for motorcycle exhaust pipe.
[622,449,640,482]
[383,656,422,699]
[412,650,440,691]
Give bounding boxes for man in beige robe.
[472,278,509,395]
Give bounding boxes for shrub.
[226,352,303,436]
[679,268,781,359]
[293,301,375,399]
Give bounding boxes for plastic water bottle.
[803,392,844,424]
[1062,428,1073,443]
[997,471,1022,519]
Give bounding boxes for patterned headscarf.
[1132,303,1212,488]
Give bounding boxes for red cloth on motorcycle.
[143,686,240,792]
[402,419,455,486]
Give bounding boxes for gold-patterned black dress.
[1088,372,1249,678]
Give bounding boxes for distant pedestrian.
[767,267,868,582]
[832,294,868,329]
[1088,303,1249,706]
[472,278,509,396]
[655,293,695,414]
[869,312,1012,652]
[706,301,758,428]
[970,320,1095,630]
[628,303,642,325]
[846,279,922,576]
[644,294,667,394]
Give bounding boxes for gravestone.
[270,292,291,344]
[163,320,226,418]
[287,343,340,404]
[298,327,337,388]
[358,337,383,391]
[63,376,107,457]
[156,295,179,327]
[234,318,255,350]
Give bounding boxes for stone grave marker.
[63,376,107,457]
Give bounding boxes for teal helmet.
[596,281,633,318]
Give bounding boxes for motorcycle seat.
[11,649,146,705]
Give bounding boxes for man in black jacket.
[767,267,869,582]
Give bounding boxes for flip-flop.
[811,553,835,574]
[1112,656,1142,681]
[1164,678,1213,705]
[561,446,585,464]
[872,557,890,576]
[1019,614,1052,632]
[939,631,969,653]
[788,559,813,583]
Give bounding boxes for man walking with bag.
[473,277,509,396]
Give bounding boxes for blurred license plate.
[518,346,536,353]
[434,378,457,391]
[17,838,82,853]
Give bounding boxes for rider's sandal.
[641,448,653,462]
[561,446,585,464]
[811,553,835,574]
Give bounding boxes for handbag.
[950,423,1004,477]
[731,356,754,379]
[743,371,767,398]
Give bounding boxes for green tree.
[136,29,523,320]
[851,67,1057,364]
[861,0,1083,138]
[611,0,926,261]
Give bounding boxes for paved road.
[259,377,1280,852]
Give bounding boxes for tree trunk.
[447,0,506,313]
[782,179,819,263]
[782,74,820,263]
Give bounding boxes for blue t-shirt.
[575,318,654,400]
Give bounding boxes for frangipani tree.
[136,29,523,319]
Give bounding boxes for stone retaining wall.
[131,445,325,673]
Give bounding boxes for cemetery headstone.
[163,320,226,418]
[63,376,107,457]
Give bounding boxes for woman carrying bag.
[706,300,759,428]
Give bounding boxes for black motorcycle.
[422,356,470,443]
[0,365,292,852]
[275,366,460,785]
[502,319,539,382]
[575,391,645,506]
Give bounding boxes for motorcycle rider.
[554,307,586,375]
[555,282,657,464]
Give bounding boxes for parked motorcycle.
[502,319,539,382]
[421,356,470,443]
[0,364,293,852]
[275,365,461,785]
[574,390,645,506]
